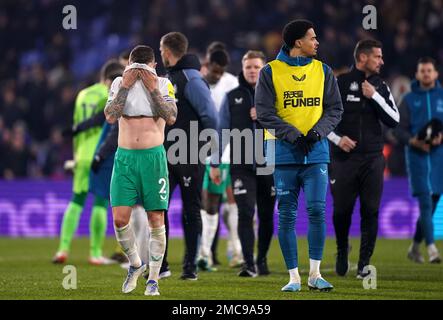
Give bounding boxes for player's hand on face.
[362,80,376,98]
[210,167,222,185]
[121,69,139,89]
[140,69,159,93]
[338,136,357,153]
[250,107,257,121]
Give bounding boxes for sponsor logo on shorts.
[233,179,246,195]
[183,176,192,187]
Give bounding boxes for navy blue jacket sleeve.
[312,64,344,137]
[75,112,105,133]
[211,94,230,166]
[96,124,118,160]
[184,76,218,131]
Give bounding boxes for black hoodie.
[164,54,218,163]
[217,72,265,170]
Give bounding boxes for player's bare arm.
[104,69,139,123]
[104,87,129,123]
[140,69,177,126]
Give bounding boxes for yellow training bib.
[265,59,325,139]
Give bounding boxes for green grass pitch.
[0,237,442,300]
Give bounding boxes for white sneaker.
[52,251,68,264]
[429,252,441,264]
[159,270,172,279]
[122,263,147,293]
[144,280,160,296]
[89,256,117,266]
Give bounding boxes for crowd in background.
[0,0,442,179]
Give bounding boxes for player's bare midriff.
[118,115,165,149]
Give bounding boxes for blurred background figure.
[0,0,442,179]
[394,57,443,264]
[200,42,242,270]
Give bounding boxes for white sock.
[199,210,208,258]
[223,205,233,256]
[201,210,219,260]
[309,259,321,279]
[427,243,439,256]
[130,206,149,264]
[114,224,142,268]
[148,226,166,282]
[226,203,242,256]
[289,268,301,284]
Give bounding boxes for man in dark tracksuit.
[327,39,399,278]
[211,51,276,277]
[160,32,218,280]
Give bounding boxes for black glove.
[296,130,321,156]
[295,135,313,156]
[417,119,443,144]
[91,155,103,173]
[62,125,79,138]
[305,129,321,144]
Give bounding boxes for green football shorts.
[110,145,169,211]
[203,162,231,195]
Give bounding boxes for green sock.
[90,197,109,258]
[58,202,83,253]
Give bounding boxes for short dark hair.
[129,45,155,64]
[209,50,229,67]
[354,39,382,62]
[119,50,131,62]
[207,41,227,55]
[282,19,314,48]
[418,56,437,69]
[161,32,188,58]
[100,60,124,81]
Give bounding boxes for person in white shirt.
[199,45,243,270]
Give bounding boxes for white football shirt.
[108,63,175,117]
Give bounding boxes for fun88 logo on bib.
[283,91,321,108]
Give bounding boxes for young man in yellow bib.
[256,20,343,292]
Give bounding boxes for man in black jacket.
[211,51,276,277]
[160,32,218,280]
[327,39,399,278]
